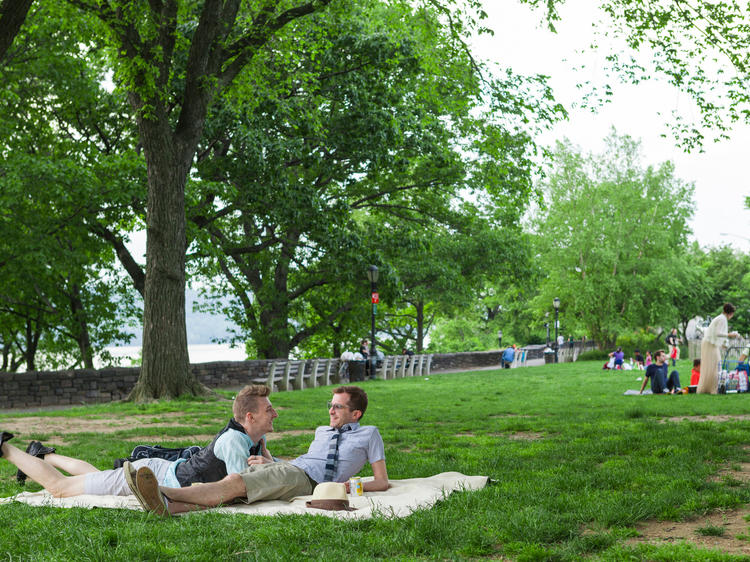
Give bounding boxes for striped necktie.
[323,425,350,482]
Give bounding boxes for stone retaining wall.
[0,347,592,410]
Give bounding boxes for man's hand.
[247,438,274,465]
[246,454,271,466]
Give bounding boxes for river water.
[96,343,248,368]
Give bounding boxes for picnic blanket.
[0,471,487,520]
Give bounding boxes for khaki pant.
[238,462,314,505]
[697,339,720,394]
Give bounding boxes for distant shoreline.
[96,343,247,368]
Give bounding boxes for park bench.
[376,354,432,380]
[253,355,432,392]
[307,357,342,387]
[253,358,342,392]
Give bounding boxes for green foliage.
[695,525,726,537]
[615,329,662,356]
[532,131,696,348]
[697,246,750,336]
[0,1,143,370]
[188,0,558,358]
[597,0,750,148]
[577,349,610,361]
[427,315,497,352]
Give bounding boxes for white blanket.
[0,471,487,519]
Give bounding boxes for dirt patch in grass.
[122,434,217,443]
[624,507,750,556]
[661,414,750,423]
[266,430,312,440]
[3,416,314,444]
[710,463,750,484]
[625,448,750,555]
[506,431,544,440]
[1,412,187,436]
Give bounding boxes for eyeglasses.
[327,401,351,411]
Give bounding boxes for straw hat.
[305,482,356,511]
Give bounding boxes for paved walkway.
[436,358,545,375]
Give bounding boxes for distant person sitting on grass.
[608,347,625,369]
[0,384,276,498]
[501,345,515,369]
[690,358,701,386]
[633,349,645,370]
[127,386,389,516]
[639,350,682,394]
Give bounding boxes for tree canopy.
[532,131,695,347]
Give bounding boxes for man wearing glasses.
[129,386,388,515]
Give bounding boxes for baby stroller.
[719,343,749,393]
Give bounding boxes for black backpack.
[113,444,202,469]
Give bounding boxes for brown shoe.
[136,466,169,517]
[123,461,151,512]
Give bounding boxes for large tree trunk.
[68,283,94,369]
[129,128,205,400]
[24,317,40,371]
[415,301,425,353]
[0,0,33,61]
[257,298,291,359]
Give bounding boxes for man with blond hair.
[129,385,389,516]
[0,384,276,498]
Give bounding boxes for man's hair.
[233,385,271,422]
[724,302,736,314]
[334,386,368,418]
[693,358,701,367]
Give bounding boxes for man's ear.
[352,409,363,422]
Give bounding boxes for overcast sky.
[473,0,750,251]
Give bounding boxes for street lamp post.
[553,297,560,363]
[367,265,379,379]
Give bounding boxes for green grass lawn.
[2,360,750,560]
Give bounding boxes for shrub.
[616,329,661,356]
[577,349,610,361]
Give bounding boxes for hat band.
[306,499,356,511]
